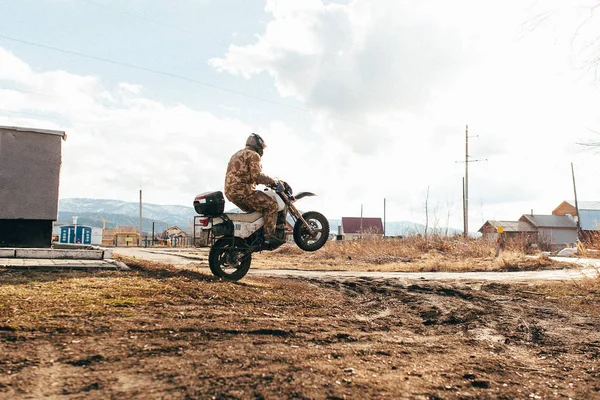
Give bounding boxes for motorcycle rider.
[224,133,282,246]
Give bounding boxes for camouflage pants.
[230,191,278,237]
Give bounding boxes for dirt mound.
[1,262,599,398]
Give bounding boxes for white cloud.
[0,47,34,83]
[0,47,249,207]
[118,82,143,94]
[210,0,466,154]
[2,0,600,233]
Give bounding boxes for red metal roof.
[341,217,384,234]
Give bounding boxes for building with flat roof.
[0,125,66,247]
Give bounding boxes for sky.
[1,0,600,233]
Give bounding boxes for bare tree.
[424,186,430,239]
[527,2,600,149]
[577,129,600,150]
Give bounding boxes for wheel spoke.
[293,212,330,252]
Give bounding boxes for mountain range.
[58,198,463,236]
[58,198,196,233]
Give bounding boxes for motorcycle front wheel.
[293,211,330,252]
[209,237,252,281]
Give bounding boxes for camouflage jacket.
[224,146,276,200]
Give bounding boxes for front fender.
[294,192,316,201]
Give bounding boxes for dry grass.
[277,235,494,261]
[0,257,341,333]
[586,231,600,249]
[581,231,600,259]
[533,276,600,317]
[2,261,600,399]
[576,232,600,291]
[264,236,576,272]
[0,259,213,331]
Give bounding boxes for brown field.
[1,241,599,399]
[176,237,580,273]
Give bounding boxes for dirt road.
[1,259,599,399]
[114,247,599,282]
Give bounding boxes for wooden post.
[495,226,505,258]
[464,125,469,238]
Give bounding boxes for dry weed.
[535,276,600,317]
[495,253,554,271]
[582,231,600,259]
[311,236,495,264]
[254,236,580,273]
[272,244,304,256]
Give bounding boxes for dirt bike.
[193,181,330,281]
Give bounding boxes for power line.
[0,105,262,148]
[0,87,341,150]
[73,0,370,100]
[0,110,67,121]
[0,34,368,126]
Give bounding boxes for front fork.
[287,202,316,236]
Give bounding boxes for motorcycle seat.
[224,211,263,223]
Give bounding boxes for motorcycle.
[193,181,330,281]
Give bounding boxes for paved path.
[0,258,124,269]
[113,248,600,282]
[114,247,207,264]
[247,263,599,281]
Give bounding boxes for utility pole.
[571,162,581,237]
[383,198,386,237]
[139,189,143,244]
[456,125,486,238]
[465,125,469,238]
[360,204,363,232]
[462,178,466,238]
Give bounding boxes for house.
[553,200,600,238]
[102,226,141,247]
[478,220,536,242]
[519,214,578,250]
[340,217,384,240]
[160,226,192,247]
[0,125,66,247]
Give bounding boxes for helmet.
[245,133,266,156]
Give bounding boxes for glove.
[275,180,284,192]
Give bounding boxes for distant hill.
[58,198,465,236]
[58,198,196,234]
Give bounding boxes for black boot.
[264,234,284,249]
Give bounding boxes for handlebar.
[268,179,285,192]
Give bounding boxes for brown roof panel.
[341,217,384,234]
[520,214,577,229]
[480,220,536,233]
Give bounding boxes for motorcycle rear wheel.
[209,237,252,281]
[293,211,330,252]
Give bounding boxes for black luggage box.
[194,191,225,216]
